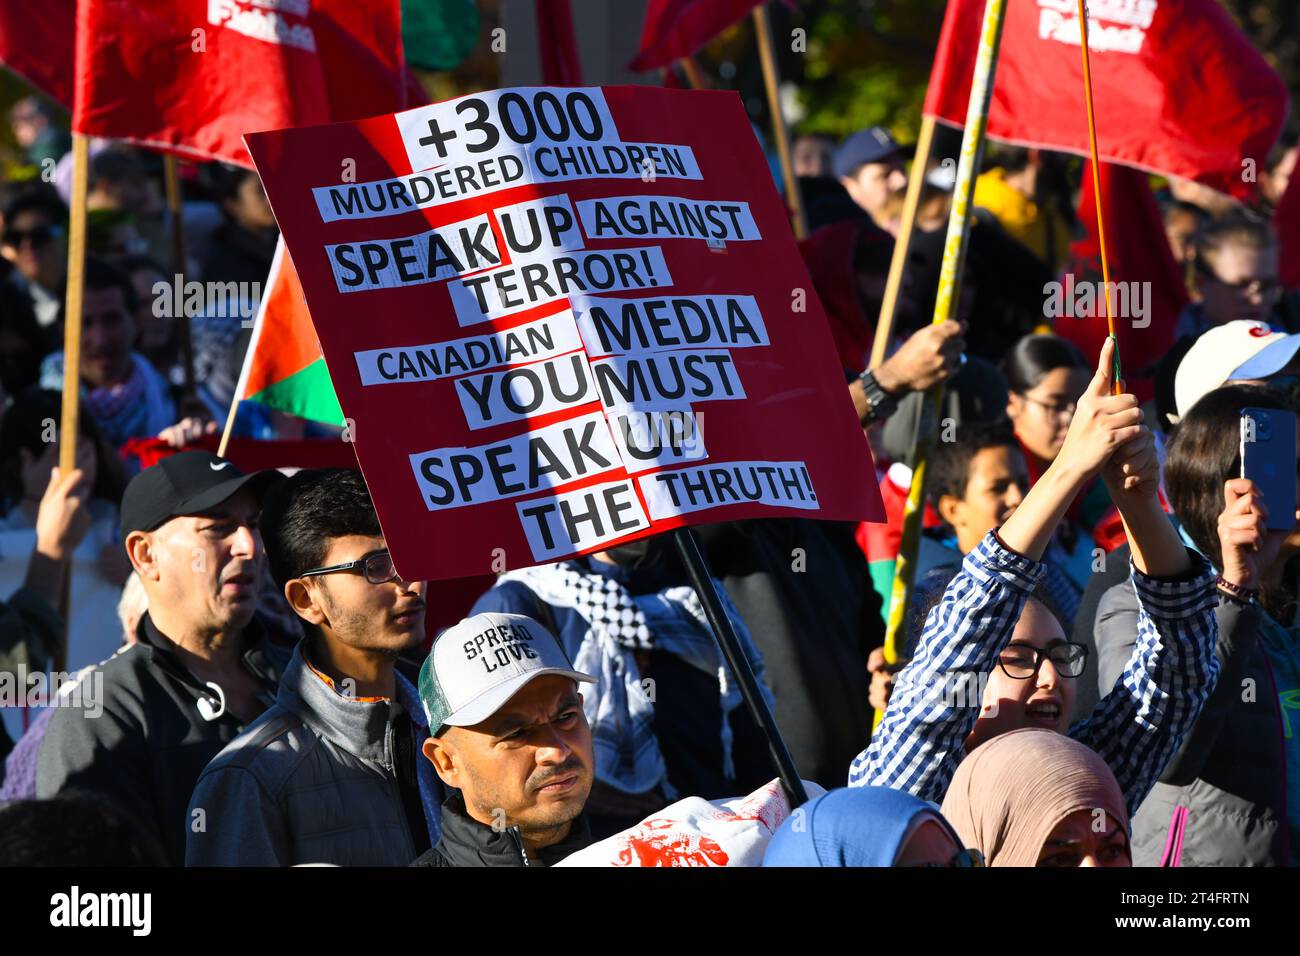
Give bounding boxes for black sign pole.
[671,526,808,809]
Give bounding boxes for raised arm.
[1083,479,1268,806]
[847,531,1044,797]
[849,339,1144,794]
[1070,412,1222,815]
[1070,554,1217,816]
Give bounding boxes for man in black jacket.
[36,451,285,865]
[412,612,596,867]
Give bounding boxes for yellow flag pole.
[1075,0,1121,393]
[753,4,807,240]
[869,114,938,371]
[55,134,91,674]
[875,0,1009,725]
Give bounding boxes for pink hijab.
[940,727,1129,867]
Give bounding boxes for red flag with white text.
[924,0,1288,196]
[73,0,410,168]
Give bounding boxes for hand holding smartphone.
[1240,407,1298,532]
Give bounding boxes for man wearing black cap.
[36,451,286,866]
[833,126,909,230]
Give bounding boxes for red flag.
[537,0,583,85]
[924,0,1288,195]
[1276,161,1300,290]
[73,0,409,168]
[629,0,765,71]
[0,0,75,106]
[1058,161,1188,402]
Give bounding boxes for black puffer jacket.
[411,793,593,867]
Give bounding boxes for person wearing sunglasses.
[187,468,442,866]
[1,185,68,328]
[764,786,983,867]
[850,339,1219,824]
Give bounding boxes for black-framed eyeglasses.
[1018,392,1078,418]
[299,549,401,586]
[997,641,1088,680]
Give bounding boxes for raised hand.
[35,465,92,561]
[1054,337,1144,483]
[1102,423,1160,505]
[875,320,966,394]
[1217,478,1281,593]
[867,646,907,713]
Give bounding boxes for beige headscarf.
[940,727,1129,867]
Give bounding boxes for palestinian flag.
[855,463,943,625]
[232,240,344,426]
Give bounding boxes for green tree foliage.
[782,0,948,139]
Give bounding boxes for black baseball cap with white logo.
[120,450,283,535]
[419,612,596,735]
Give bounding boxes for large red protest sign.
[246,86,882,582]
[925,0,1288,196]
[74,0,409,168]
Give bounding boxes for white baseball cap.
[418,612,595,734]
[1174,320,1300,421]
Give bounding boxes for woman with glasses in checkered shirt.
[849,339,1220,842]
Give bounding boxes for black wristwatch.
[858,368,901,424]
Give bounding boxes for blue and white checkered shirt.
[847,530,1219,817]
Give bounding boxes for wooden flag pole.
[679,55,708,90]
[869,114,938,370]
[876,0,1008,724]
[55,134,91,674]
[753,4,807,240]
[1075,0,1121,393]
[163,154,197,401]
[216,393,239,459]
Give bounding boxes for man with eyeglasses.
[37,451,288,866]
[1,185,68,327]
[187,468,443,866]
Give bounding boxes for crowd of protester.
[1,93,1299,868]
